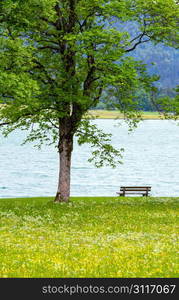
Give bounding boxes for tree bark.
[54,119,73,202]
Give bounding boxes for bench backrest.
[120,186,151,191]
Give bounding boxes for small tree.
[0,0,178,202]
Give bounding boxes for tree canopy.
[0,0,179,201]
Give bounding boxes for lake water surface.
[0,119,178,198]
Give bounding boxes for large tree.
[0,0,178,202]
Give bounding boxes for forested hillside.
[120,21,178,89]
[96,21,179,111]
[127,41,178,111]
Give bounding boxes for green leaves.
[0,0,178,164]
[76,119,124,168]
[154,85,179,119]
[133,0,179,46]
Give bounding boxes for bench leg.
[120,192,125,196]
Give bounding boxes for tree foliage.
[0,0,178,200]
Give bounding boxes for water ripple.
[0,120,178,197]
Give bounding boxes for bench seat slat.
[120,188,151,191]
[120,186,151,188]
[120,187,151,189]
[120,188,150,190]
[120,190,150,192]
[117,192,149,195]
[117,191,148,193]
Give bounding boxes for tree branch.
[37,45,60,51]
[46,118,59,129]
[77,11,95,32]
[54,3,65,31]
[39,17,57,27]
[83,53,97,96]
[125,19,151,52]
[37,39,59,46]
[0,107,60,128]
[67,0,77,33]
[125,38,151,52]
[0,121,11,127]
[32,59,57,84]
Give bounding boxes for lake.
[0,119,178,198]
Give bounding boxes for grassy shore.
[88,110,161,119]
[0,196,178,278]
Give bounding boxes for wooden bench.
[117,186,151,197]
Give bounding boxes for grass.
[88,110,161,119]
[0,196,178,278]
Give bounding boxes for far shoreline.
[88,110,162,120]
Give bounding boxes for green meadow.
[0,197,178,278]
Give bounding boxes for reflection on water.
[0,120,178,197]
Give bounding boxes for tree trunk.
[54,120,73,203]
